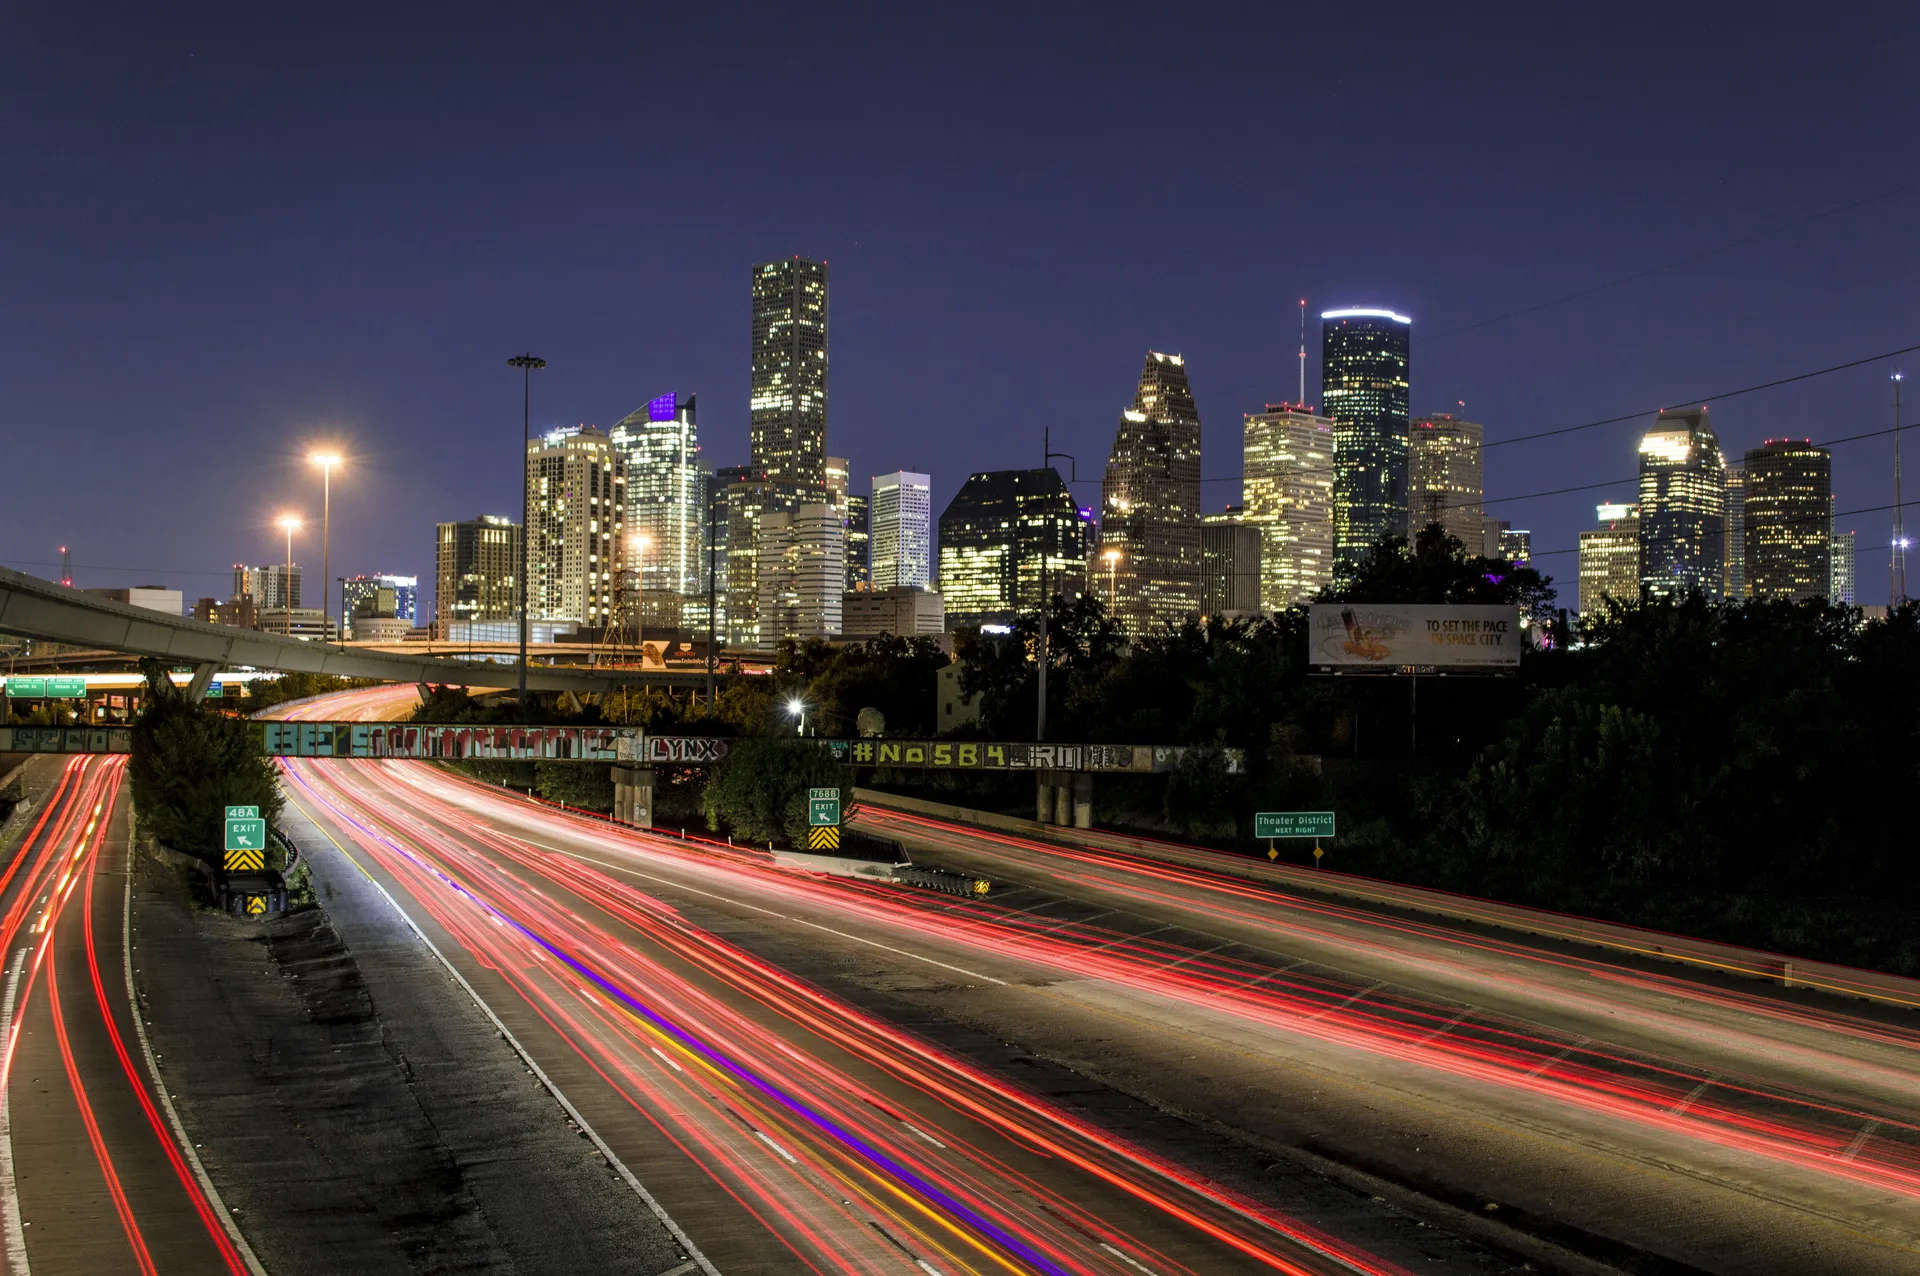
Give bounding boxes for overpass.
[0,565,719,695]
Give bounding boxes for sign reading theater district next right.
[1307,604,1523,671]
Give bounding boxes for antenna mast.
[1298,299,1306,406]
[59,546,72,588]
[1894,373,1907,607]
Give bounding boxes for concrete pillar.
[613,765,655,828]
[1053,772,1071,826]
[1072,771,1092,829]
[1036,774,1054,823]
[185,662,219,703]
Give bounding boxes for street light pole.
[1037,430,1076,743]
[309,454,341,641]
[278,515,301,637]
[508,354,547,708]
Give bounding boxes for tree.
[1327,524,1555,617]
[535,761,614,812]
[128,658,282,859]
[702,735,851,846]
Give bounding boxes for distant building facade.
[1322,309,1411,571]
[1499,527,1532,565]
[1102,351,1203,634]
[1240,405,1335,609]
[526,427,623,627]
[1744,440,1832,601]
[1578,502,1640,613]
[235,563,300,611]
[842,586,945,638]
[1724,462,1748,600]
[715,466,776,649]
[871,471,932,591]
[1200,513,1262,616]
[1408,413,1484,547]
[85,587,183,616]
[435,515,520,630]
[342,573,418,638]
[750,257,829,501]
[937,468,1089,627]
[1831,524,1857,604]
[757,504,844,645]
[610,392,703,627]
[1638,406,1726,600]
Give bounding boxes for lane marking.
[0,947,30,1276]
[1840,1120,1880,1163]
[281,793,723,1276]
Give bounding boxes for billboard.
[1307,604,1521,671]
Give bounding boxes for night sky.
[5,3,1917,610]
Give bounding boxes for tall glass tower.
[1321,309,1411,572]
[1637,406,1726,600]
[750,257,829,502]
[609,392,703,622]
[1743,440,1831,601]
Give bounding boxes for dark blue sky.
[4,2,1917,608]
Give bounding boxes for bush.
[703,736,851,846]
[535,761,614,813]
[129,659,282,860]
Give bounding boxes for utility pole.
[1037,429,1076,742]
[705,521,718,716]
[508,353,547,708]
[1894,372,1907,608]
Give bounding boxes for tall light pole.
[309,453,342,641]
[1894,372,1907,608]
[277,515,301,637]
[632,533,651,667]
[1036,430,1075,743]
[508,354,547,707]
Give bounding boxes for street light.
[308,453,342,642]
[1101,547,1122,616]
[508,354,547,707]
[786,696,806,736]
[277,515,302,637]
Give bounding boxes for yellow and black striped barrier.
[807,825,841,851]
[224,848,265,872]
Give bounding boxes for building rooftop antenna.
[1297,299,1307,406]
[59,545,72,588]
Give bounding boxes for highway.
[271,687,1920,1271]
[0,755,254,1274]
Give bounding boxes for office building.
[1832,524,1857,605]
[937,468,1090,627]
[1744,440,1832,602]
[1638,406,1726,600]
[194,595,259,630]
[842,586,945,637]
[1241,405,1335,609]
[526,427,624,628]
[255,609,336,641]
[1322,309,1412,571]
[341,574,418,638]
[1724,463,1748,600]
[1200,512,1262,616]
[843,493,870,593]
[1101,351,1204,634]
[1499,527,1533,564]
[85,586,183,616]
[1408,413,1484,546]
[757,504,844,645]
[235,563,300,611]
[609,392,703,628]
[750,257,829,501]
[1577,503,1640,613]
[435,515,520,630]
[871,471,932,591]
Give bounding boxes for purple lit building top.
[647,392,678,422]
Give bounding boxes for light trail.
[285,756,1411,1276]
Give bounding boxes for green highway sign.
[1254,811,1336,840]
[225,805,260,819]
[45,677,87,699]
[4,677,47,698]
[808,787,842,827]
[206,682,224,699]
[224,817,267,853]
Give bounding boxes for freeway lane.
[0,756,253,1275]
[286,756,1920,1273]
[282,756,1414,1276]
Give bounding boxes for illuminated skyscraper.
[1240,404,1334,608]
[871,471,932,590]
[1724,462,1748,600]
[1408,413,1484,547]
[1321,309,1411,571]
[750,257,829,502]
[936,468,1088,627]
[1577,503,1639,613]
[1744,440,1831,601]
[1499,527,1533,565]
[1637,406,1726,601]
[1101,351,1203,633]
[526,427,624,626]
[1200,511,1262,615]
[609,392,702,628]
[757,504,844,645]
[434,517,520,629]
[1831,524,1857,605]
[715,467,775,649]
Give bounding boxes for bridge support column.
[1035,774,1054,823]
[613,765,654,828]
[185,662,219,703]
[1071,772,1092,829]
[1052,772,1070,825]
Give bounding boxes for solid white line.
[0,947,31,1276]
[284,792,723,1276]
[122,874,266,1275]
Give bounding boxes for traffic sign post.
[1254,811,1335,840]
[224,811,268,872]
[3,677,47,699]
[808,788,841,827]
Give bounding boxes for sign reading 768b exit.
[1255,811,1336,840]
[808,788,842,827]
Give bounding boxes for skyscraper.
[716,467,776,649]
[609,392,703,627]
[1102,351,1203,633]
[526,427,624,627]
[234,563,300,610]
[1240,404,1335,609]
[1831,524,1857,605]
[1408,413,1484,547]
[1637,407,1726,601]
[843,493,871,593]
[750,257,829,502]
[870,471,932,591]
[757,504,844,645]
[1498,527,1533,565]
[341,574,418,637]
[1200,512,1262,616]
[1724,462,1748,600]
[936,468,1089,628]
[1321,309,1411,571]
[1744,440,1832,601]
[1577,503,1639,613]
[435,515,520,630]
